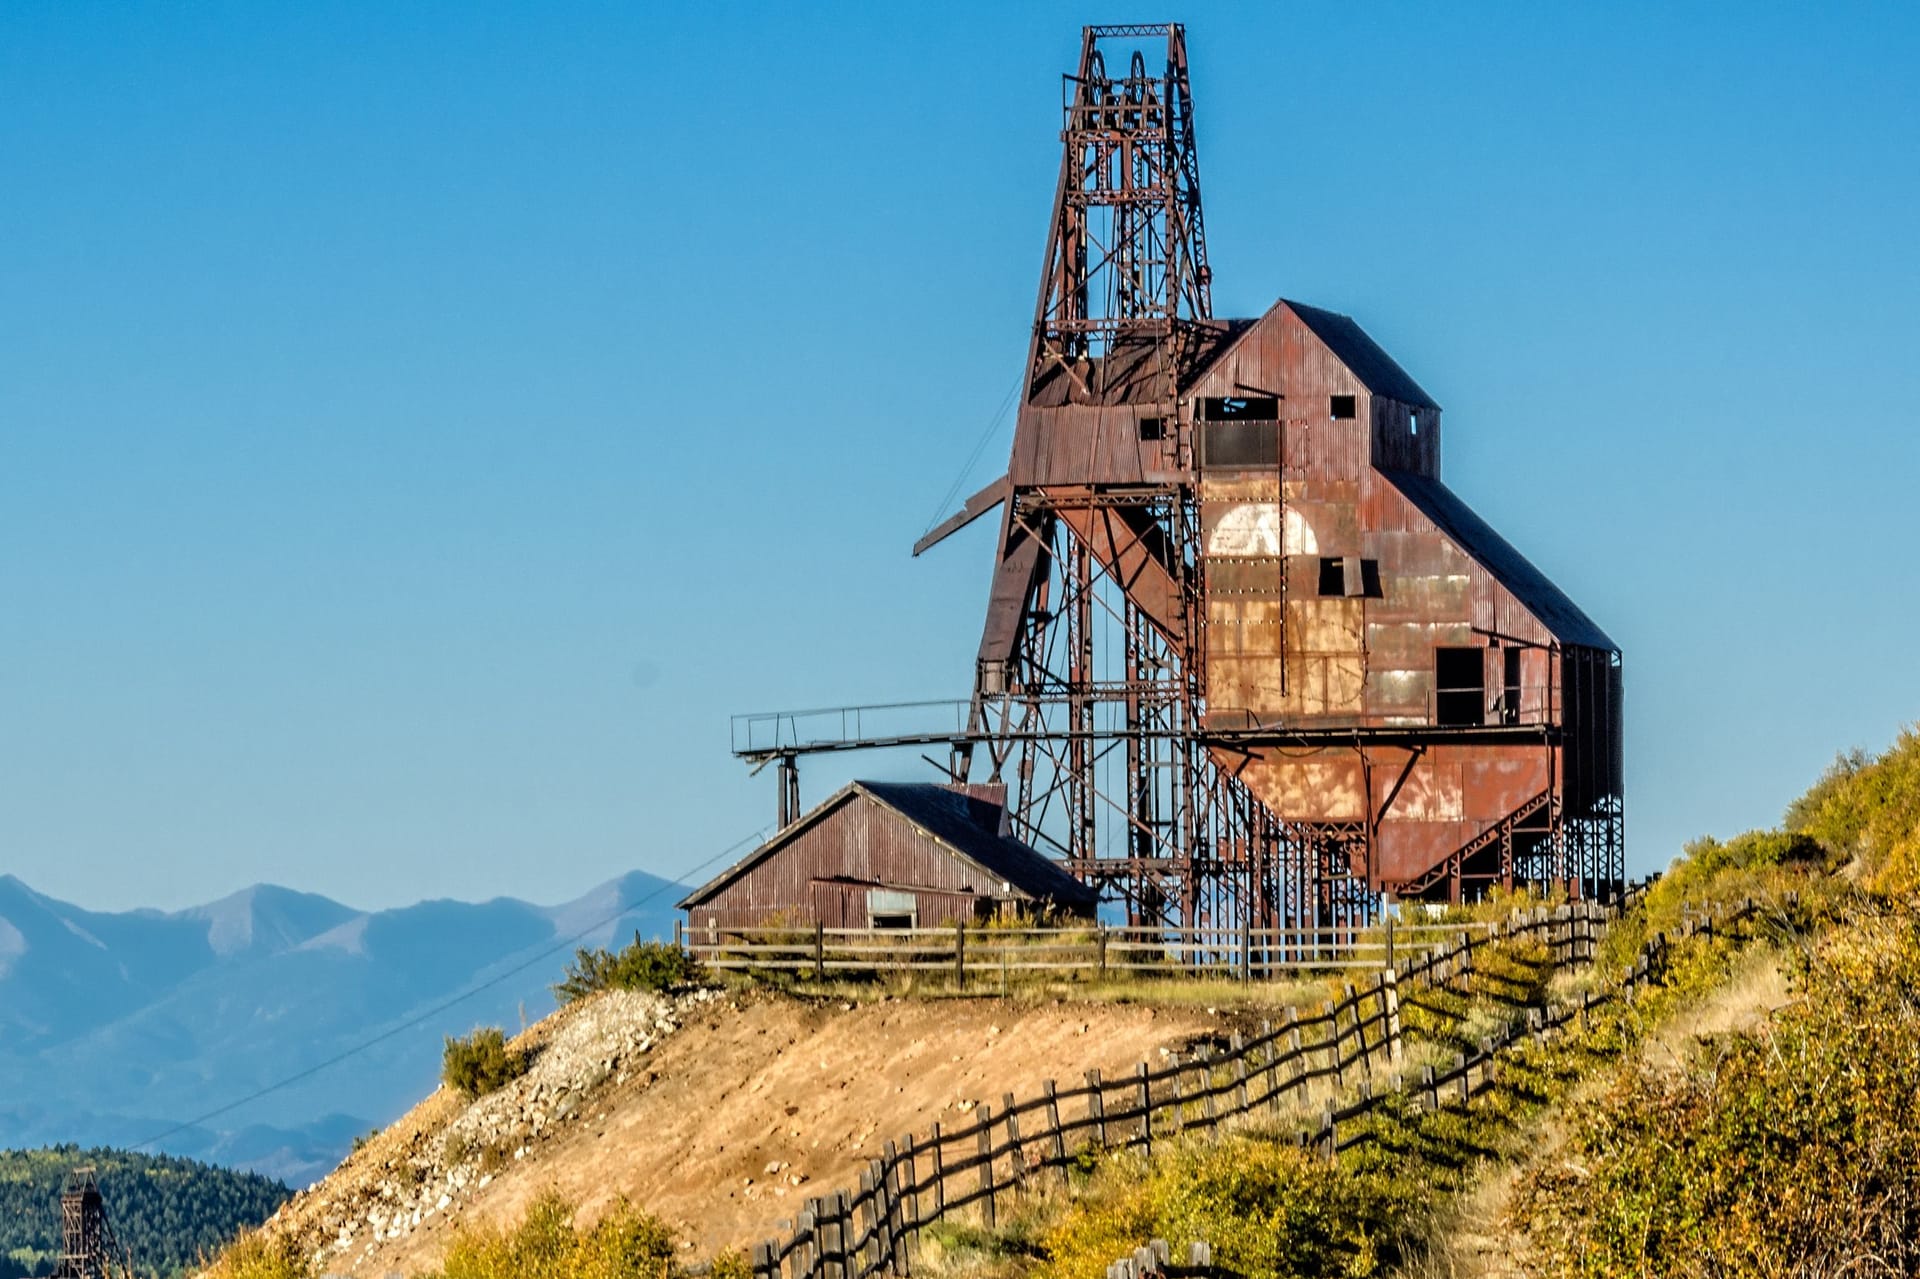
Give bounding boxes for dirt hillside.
[275,986,1227,1276]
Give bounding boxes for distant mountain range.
[0,870,685,1186]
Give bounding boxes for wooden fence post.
[1386,915,1396,972]
[928,1123,945,1222]
[1259,1018,1277,1105]
[1167,1053,1185,1133]
[901,1133,921,1235]
[814,921,826,981]
[832,1192,852,1279]
[953,919,966,988]
[976,1103,995,1229]
[1136,1062,1153,1156]
[1382,968,1403,1064]
[1002,1092,1024,1185]
[858,1168,881,1277]
[1042,1079,1066,1181]
[1096,924,1108,983]
[1197,1046,1218,1132]
[1327,1000,1345,1089]
[1230,1033,1250,1116]
[881,1141,905,1274]
[1422,1064,1437,1113]
[797,1202,819,1279]
[1239,922,1252,983]
[1285,1010,1304,1105]
[1085,1069,1107,1147]
[753,1240,775,1279]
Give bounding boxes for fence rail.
[744,890,1685,1279]
[687,919,1503,983]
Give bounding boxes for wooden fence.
[744,894,1665,1279]
[686,918,1499,984]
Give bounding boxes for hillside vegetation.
[0,1146,290,1278]
[1512,727,1920,1274]
[204,726,1920,1278]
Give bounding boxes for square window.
[1317,557,1383,598]
[1330,394,1357,420]
[1138,415,1165,441]
[1201,395,1280,420]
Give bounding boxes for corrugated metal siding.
[1180,301,1619,893]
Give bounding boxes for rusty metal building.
[678,782,1096,934]
[733,23,1622,932]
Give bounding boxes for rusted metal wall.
[1186,301,1620,897]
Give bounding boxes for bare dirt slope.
[296,988,1223,1276]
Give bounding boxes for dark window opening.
[1200,419,1279,470]
[1502,646,1522,725]
[870,912,915,930]
[1317,556,1382,598]
[1200,395,1280,421]
[1137,415,1165,441]
[1330,394,1357,420]
[1436,647,1485,727]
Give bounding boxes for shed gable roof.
[676,782,1096,910]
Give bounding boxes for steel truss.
[970,486,1375,935]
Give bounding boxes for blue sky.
[3,1,1917,911]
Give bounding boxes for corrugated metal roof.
[1381,468,1616,651]
[677,782,1097,910]
[1285,301,1441,410]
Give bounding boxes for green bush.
[1518,904,1920,1275]
[442,1027,529,1099]
[202,1231,313,1279]
[428,1189,674,1279]
[554,933,702,1004]
[1042,1137,1424,1279]
[1785,727,1920,895]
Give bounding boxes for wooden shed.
[677,781,1097,934]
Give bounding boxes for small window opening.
[1200,395,1279,420]
[1137,415,1165,441]
[1409,412,1420,436]
[1317,556,1381,598]
[1435,647,1486,727]
[1501,646,1522,725]
[870,912,915,930]
[1330,394,1357,420]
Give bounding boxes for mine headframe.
[1032,22,1212,371]
[54,1167,133,1279]
[732,25,1360,936]
[952,23,1352,934]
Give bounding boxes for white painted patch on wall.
[1207,504,1317,557]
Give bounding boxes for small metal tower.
[54,1168,131,1279]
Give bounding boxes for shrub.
[1042,1138,1424,1279]
[1518,905,1920,1276]
[555,933,702,1003]
[442,1027,528,1099]
[201,1231,313,1279]
[430,1190,674,1279]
